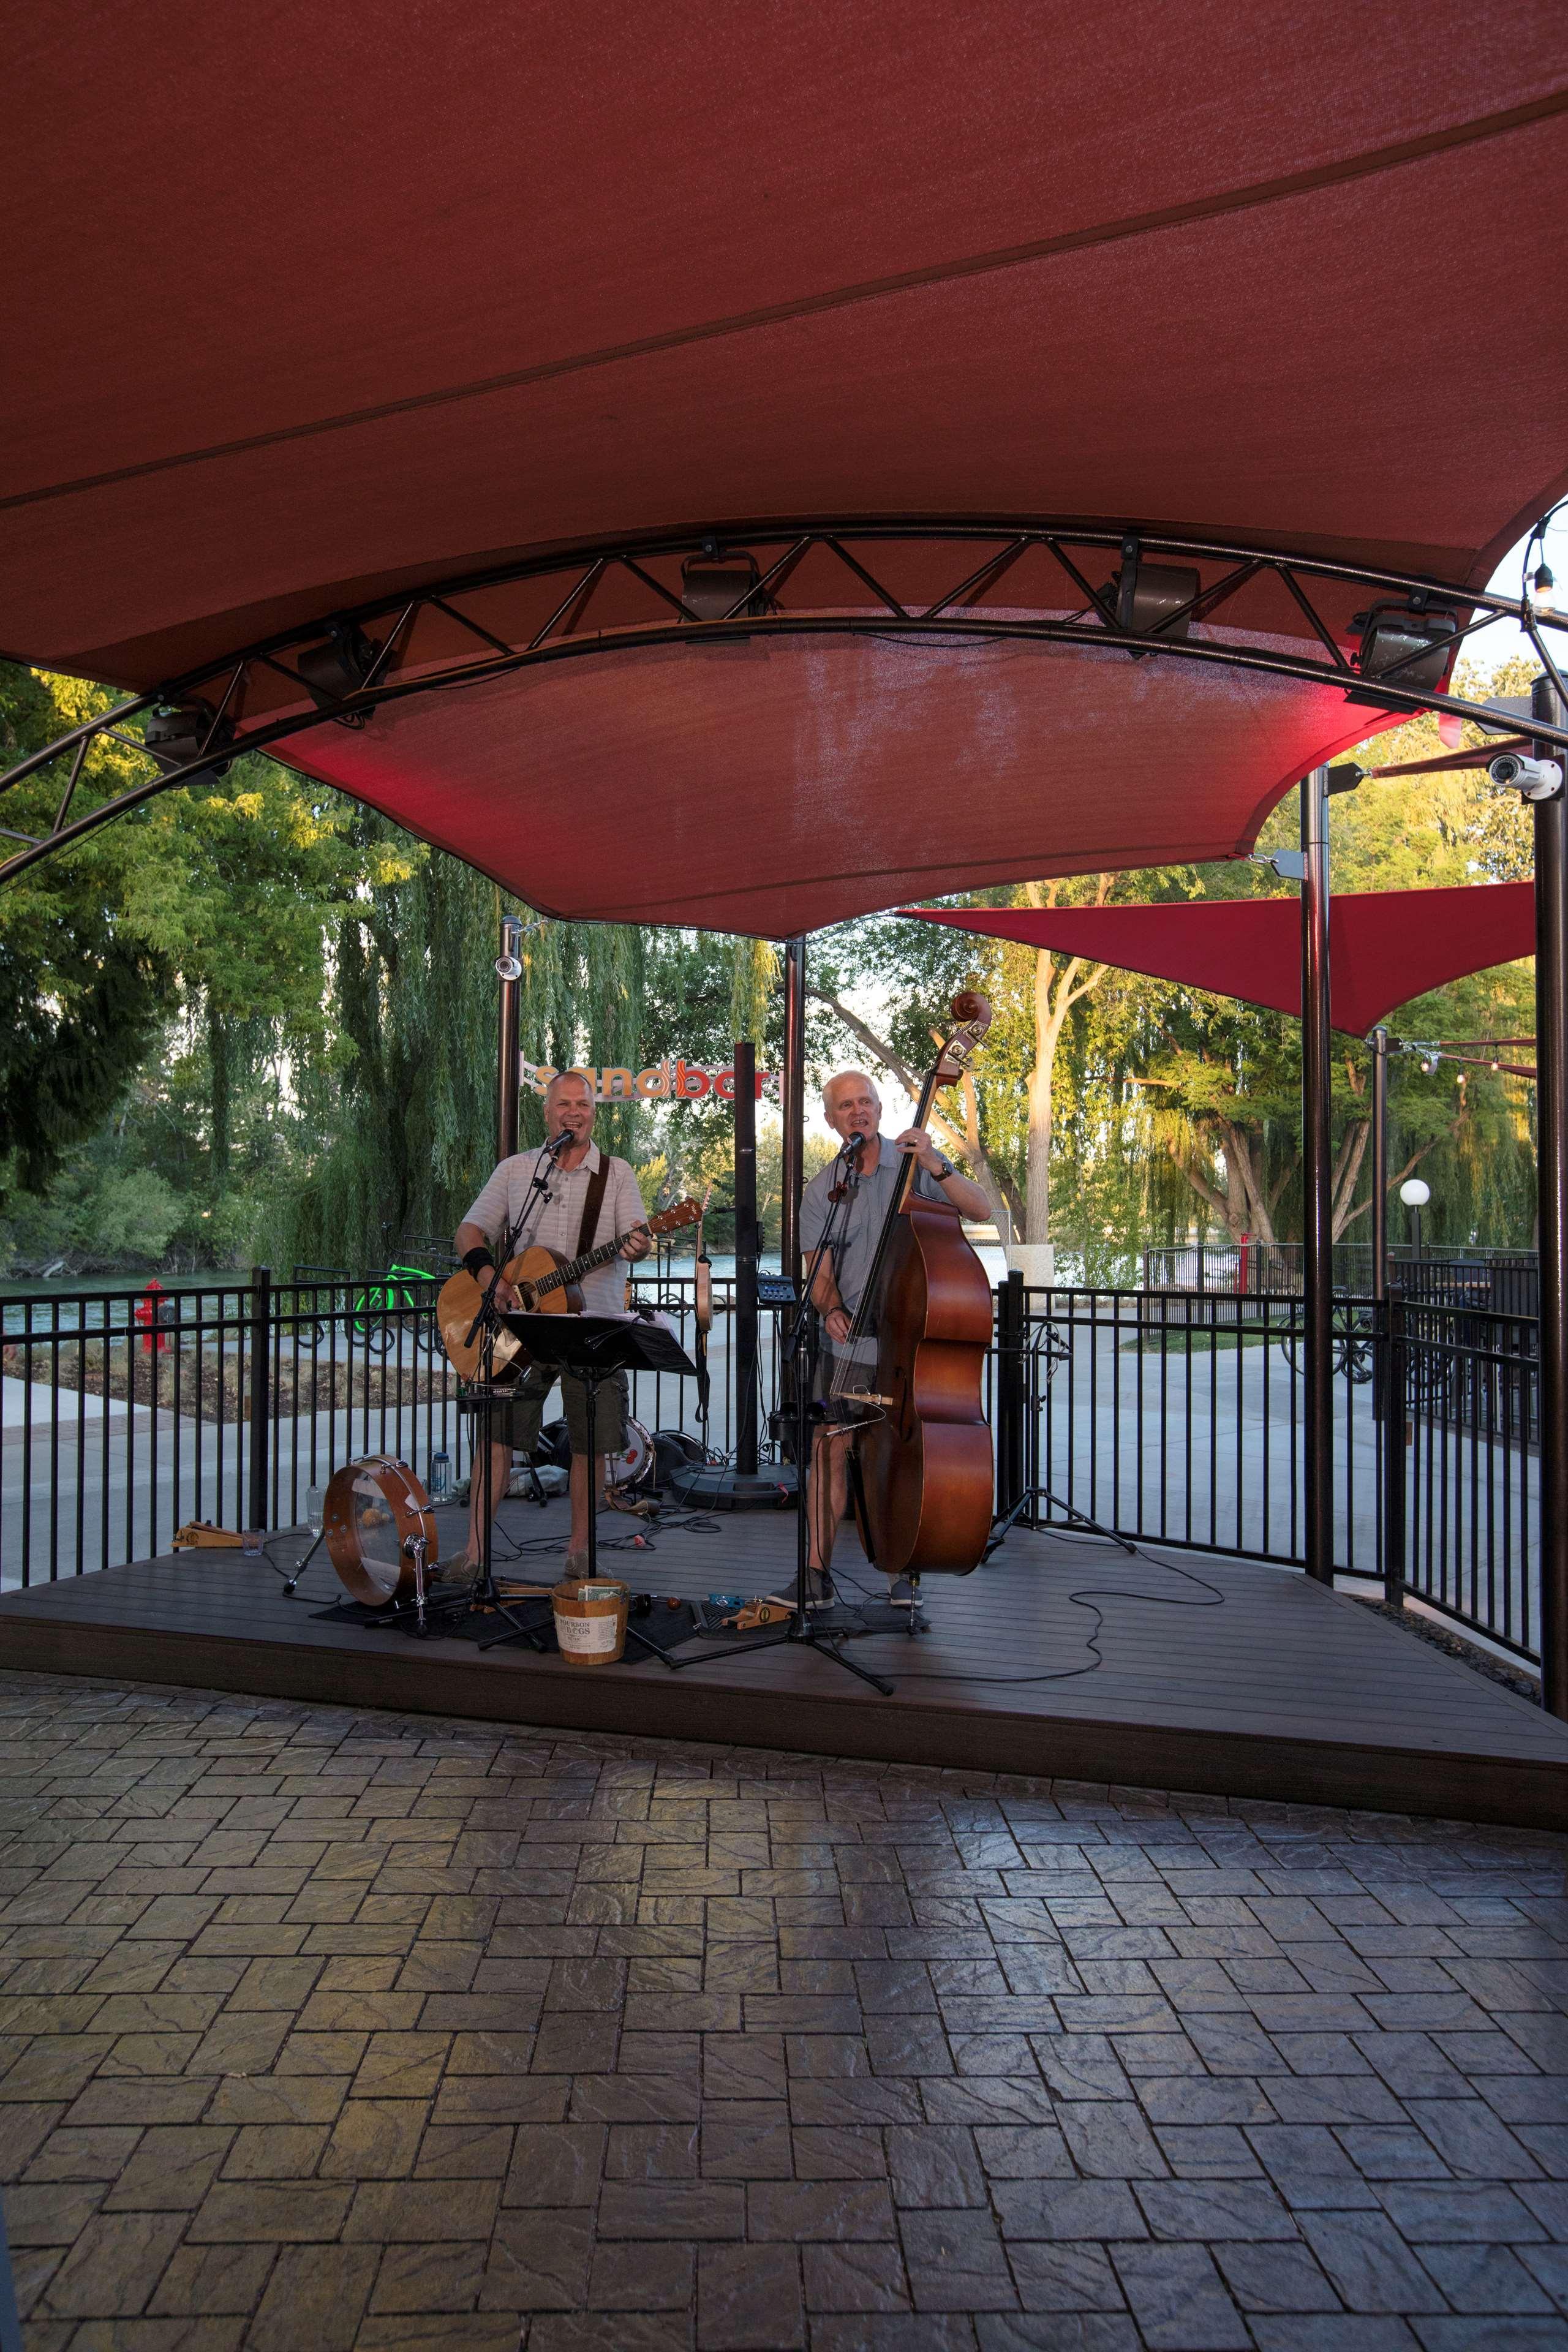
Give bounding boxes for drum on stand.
[323,1455,439,1606]
[604,1415,653,1496]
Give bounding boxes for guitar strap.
[576,1156,611,1259]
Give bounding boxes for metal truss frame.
[4,518,1566,886]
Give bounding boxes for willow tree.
[273,835,649,1269]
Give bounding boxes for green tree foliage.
[0,667,173,1200]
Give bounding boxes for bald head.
[543,1071,595,1144]
[823,1069,881,1144]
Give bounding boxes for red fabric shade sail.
[5,8,1567,930]
[904,885,1537,1038]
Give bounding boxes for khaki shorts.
[486,1363,628,1458]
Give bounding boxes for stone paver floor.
[1,1668,1566,2351]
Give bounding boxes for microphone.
[543,1128,573,1158]
[841,1132,867,1158]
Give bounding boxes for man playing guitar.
[453,1072,651,1575]
[802,1069,989,1600]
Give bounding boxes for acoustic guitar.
[438,1197,701,1381]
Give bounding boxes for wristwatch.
[933,1155,956,1182]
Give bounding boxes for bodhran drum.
[323,1455,439,1607]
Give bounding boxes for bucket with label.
[551,1578,630,1667]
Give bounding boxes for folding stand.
[488,1312,701,1666]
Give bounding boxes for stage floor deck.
[2,1501,1565,1828]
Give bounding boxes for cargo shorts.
[487,1362,629,1458]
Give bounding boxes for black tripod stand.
[666,1137,897,1695]
[983,1317,1131,1559]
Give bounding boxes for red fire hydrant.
[135,1278,171,1354]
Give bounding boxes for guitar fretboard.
[530,1225,649,1298]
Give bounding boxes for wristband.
[462,1246,497,1280]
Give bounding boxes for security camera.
[1488,751,1563,799]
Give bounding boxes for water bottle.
[429,1449,452,1504]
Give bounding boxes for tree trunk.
[207,995,230,1193]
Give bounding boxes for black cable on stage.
[815,1533,1226,1689]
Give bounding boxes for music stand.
[492,1313,699,1667]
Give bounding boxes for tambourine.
[323,1455,439,1606]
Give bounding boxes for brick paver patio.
[1,1667,1566,2351]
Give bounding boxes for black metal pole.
[1382,1292,1407,1610]
[1371,1027,1389,1303]
[497,911,523,1161]
[1301,766,1335,1583]
[247,1265,271,1532]
[1370,1025,1390,1431]
[781,937,807,1291]
[734,1041,760,1479]
[1532,674,1568,1718]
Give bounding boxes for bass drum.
[604,1416,654,1494]
[323,1455,439,1606]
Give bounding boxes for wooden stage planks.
[2,1501,1565,1827]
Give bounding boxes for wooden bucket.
[551,1578,629,1667]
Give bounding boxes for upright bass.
[828,992,995,1575]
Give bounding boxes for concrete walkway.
[1,1667,1566,2348]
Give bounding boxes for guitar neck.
[532,1224,646,1297]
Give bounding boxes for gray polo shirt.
[799,1142,947,1318]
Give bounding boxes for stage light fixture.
[680,546,761,622]
[1349,594,1457,692]
[1113,535,1200,642]
[296,619,382,716]
[144,699,233,774]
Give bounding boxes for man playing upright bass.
[799,1069,990,1601]
[451,1071,652,1577]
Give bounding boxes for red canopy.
[903,884,1537,1037]
[5,8,1566,931]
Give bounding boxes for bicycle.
[1276,1304,1377,1385]
[350,1263,442,1355]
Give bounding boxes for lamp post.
[1371,1027,1390,1301]
[496,913,524,1160]
[1400,1175,1430,1268]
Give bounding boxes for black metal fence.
[1383,1298,1540,1662]
[1144,1241,1538,1315]
[0,1268,784,1591]
[2,1266,1542,1675]
[1000,1284,1386,1577]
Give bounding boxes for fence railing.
[1383,1298,1540,1662]
[0,1268,785,1591]
[2,1268,1542,1675]
[1143,1242,1538,1315]
[1003,1284,1386,1578]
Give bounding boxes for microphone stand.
[450,1130,577,1638]
[666,1133,895,1694]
